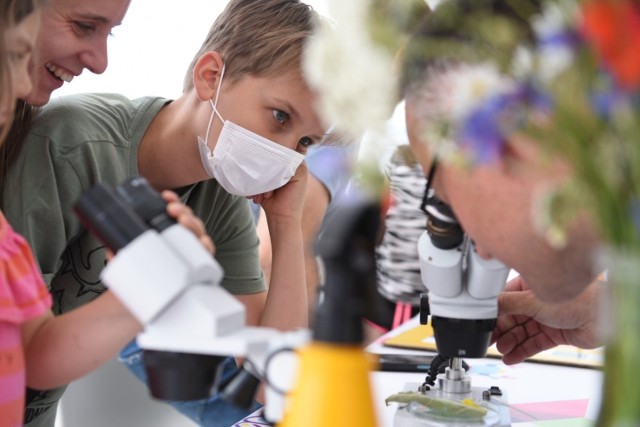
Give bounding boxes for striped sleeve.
[0,212,52,324]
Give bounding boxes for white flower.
[303,0,397,138]
[532,1,579,82]
[447,63,515,121]
[512,46,534,78]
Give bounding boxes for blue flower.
[459,85,551,164]
[537,29,581,51]
[591,72,638,119]
[459,96,510,164]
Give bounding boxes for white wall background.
[52,0,410,167]
[54,0,330,100]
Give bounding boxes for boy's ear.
[192,51,224,102]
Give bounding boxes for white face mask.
[197,65,305,196]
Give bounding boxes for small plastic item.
[489,386,503,396]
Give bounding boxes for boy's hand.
[248,162,308,223]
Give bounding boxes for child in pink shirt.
[0,213,51,426]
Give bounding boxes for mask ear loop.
[203,64,227,151]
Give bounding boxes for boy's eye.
[298,136,313,148]
[273,109,288,125]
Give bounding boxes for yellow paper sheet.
[383,323,603,368]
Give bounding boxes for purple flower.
[459,96,510,164]
[537,29,582,51]
[591,72,637,119]
[459,84,551,164]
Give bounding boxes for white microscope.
[392,182,512,426]
[74,177,307,423]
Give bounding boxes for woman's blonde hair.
[183,0,319,91]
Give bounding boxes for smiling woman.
[28,0,131,106]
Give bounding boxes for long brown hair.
[0,100,34,201]
[0,0,42,203]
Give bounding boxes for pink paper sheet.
[510,399,589,423]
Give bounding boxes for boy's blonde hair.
[183,0,319,92]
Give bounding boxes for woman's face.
[1,10,40,126]
[25,0,131,106]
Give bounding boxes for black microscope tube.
[116,177,176,232]
[74,183,150,252]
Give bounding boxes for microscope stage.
[393,382,511,427]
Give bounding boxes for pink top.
[0,212,51,427]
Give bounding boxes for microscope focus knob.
[419,293,430,325]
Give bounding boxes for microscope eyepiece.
[116,177,176,232]
[74,183,150,252]
[418,189,509,361]
[424,195,464,250]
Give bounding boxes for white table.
[367,319,603,426]
[233,319,604,426]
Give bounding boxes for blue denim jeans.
[119,340,262,427]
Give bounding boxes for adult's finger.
[497,290,540,317]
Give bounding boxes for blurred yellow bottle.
[278,342,378,427]
[278,195,381,426]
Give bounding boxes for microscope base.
[393,382,511,427]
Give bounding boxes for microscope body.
[417,231,510,358]
[392,191,512,426]
[74,177,307,423]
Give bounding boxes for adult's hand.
[493,275,603,365]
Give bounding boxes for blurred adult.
[400,0,604,364]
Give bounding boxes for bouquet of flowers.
[436,0,640,250]
[433,3,640,421]
[403,1,640,424]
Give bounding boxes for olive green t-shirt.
[2,93,266,427]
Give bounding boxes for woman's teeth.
[45,63,74,83]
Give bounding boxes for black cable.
[421,354,450,390]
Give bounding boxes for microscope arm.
[417,232,510,358]
[101,221,307,422]
[75,177,308,420]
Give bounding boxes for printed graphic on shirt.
[50,239,107,315]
